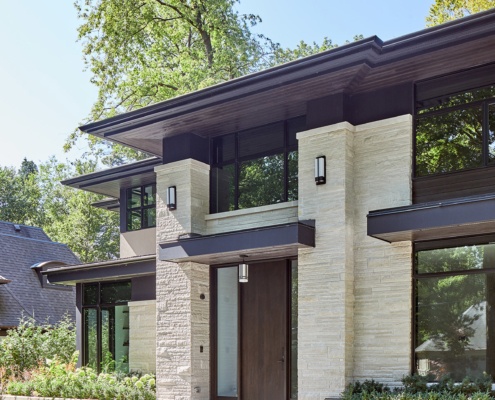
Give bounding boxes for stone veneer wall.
[128,300,156,373]
[297,115,413,399]
[155,160,210,400]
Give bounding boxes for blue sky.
[0,0,433,169]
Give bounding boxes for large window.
[210,117,304,213]
[82,281,131,372]
[414,238,495,381]
[415,84,495,177]
[126,184,156,231]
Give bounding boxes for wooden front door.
[240,261,288,400]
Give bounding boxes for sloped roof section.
[0,221,80,327]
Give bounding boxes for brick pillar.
[155,160,210,400]
[297,123,355,399]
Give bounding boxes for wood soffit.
[78,10,495,158]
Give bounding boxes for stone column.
[297,123,356,399]
[155,160,210,400]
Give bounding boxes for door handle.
[277,347,285,363]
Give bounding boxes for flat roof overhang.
[43,255,156,285]
[367,194,495,243]
[159,221,315,264]
[78,10,495,157]
[62,157,161,198]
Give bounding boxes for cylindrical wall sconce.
[167,186,177,210]
[239,262,249,283]
[315,156,326,185]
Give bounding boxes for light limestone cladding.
[155,160,210,400]
[129,300,156,373]
[297,115,413,399]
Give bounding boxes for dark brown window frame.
[210,117,304,214]
[81,280,131,372]
[412,234,495,381]
[125,184,156,232]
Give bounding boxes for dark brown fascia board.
[159,221,315,262]
[78,9,495,140]
[42,254,156,284]
[367,193,495,242]
[80,37,383,137]
[62,157,161,189]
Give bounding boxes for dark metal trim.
[62,157,161,189]
[367,193,495,242]
[159,222,315,262]
[43,255,156,284]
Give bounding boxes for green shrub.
[3,358,155,400]
[0,314,76,378]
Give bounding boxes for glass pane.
[217,267,238,397]
[100,281,131,304]
[127,187,142,209]
[143,207,156,228]
[143,184,156,206]
[238,122,284,159]
[83,283,98,305]
[238,154,284,209]
[288,151,298,201]
[127,210,142,231]
[415,106,483,176]
[101,308,114,372]
[83,308,97,369]
[287,116,306,147]
[291,260,298,399]
[114,305,130,373]
[212,134,235,164]
[418,85,495,113]
[489,104,495,163]
[415,272,495,381]
[416,244,495,274]
[211,164,235,213]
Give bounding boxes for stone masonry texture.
[297,115,413,399]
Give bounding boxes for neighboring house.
[0,221,79,339]
[44,9,495,400]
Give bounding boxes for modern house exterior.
[45,9,495,400]
[0,221,79,338]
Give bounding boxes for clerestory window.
[125,184,156,231]
[414,80,495,177]
[210,116,305,214]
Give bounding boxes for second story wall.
[120,228,156,258]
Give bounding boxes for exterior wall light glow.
[239,263,249,283]
[315,156,326,185]
[167,186,177,210]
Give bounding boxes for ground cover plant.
[341,375,495,400]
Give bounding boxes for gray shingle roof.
[0,221,80,327]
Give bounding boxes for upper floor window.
[415,83,495,177]
[210,117,305,214]
[126,184,156,231]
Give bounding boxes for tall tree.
[427,0,495,26]
[38,158,120,263]
[67,0,273,165]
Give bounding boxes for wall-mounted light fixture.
[315,156,326,185]
[167,186,177,210]
[239,255,249,283]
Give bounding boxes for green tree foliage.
[427,0,495,26]
[67,0,274,165]
[38,158,120,263]
[0,160,42,226]
[0,158,119,263]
